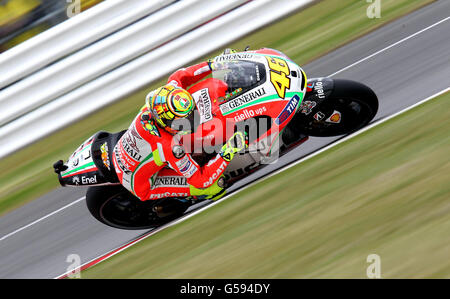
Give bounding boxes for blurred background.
[0,0,448,279]
[0,0,103,52]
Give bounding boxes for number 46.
[266,57,291,99]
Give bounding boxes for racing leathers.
[112,61,238,201]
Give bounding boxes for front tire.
[295,79,378,137]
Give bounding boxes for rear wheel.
[294,79,378,137]
[86,185,190,230]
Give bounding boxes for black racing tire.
[297,79,378,137]
[86,185,189,230]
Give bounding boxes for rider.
[111,56,247,202]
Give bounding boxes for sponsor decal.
[123,151,137,167]
[184,165,198,178]
[220,87,266,114]
[179,160,191,173]
[325,110,342,123]
[114,146,132,175]
[149,192,188,200]
[120,123,143,162]
[203,160,227,188]
[176,156,198,178]
[72,176,80,185]
[121,137,142,162]
[299,100,316,115]
[313,111,326,121]
[275,94,300,125]
[117,143,136,167]
[119,123,154,163]
[313,80,326,99]
[124,126,141,150]
[192,88,213,124]
[100,142,110,170]
[175,156,189,168]
[72,175,97,185]
[233,106,267,122]
[266,56,291,99]
[214,53,254,62]
[152,176,188,188]
[82,175,97,185]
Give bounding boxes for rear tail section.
[54,131,125,187]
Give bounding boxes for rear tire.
[295,79,378,137]
[86,185,189,230]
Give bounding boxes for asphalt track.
[0,0,449,278]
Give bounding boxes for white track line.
[55,86,450,279]
[328,15,450,77]
[1,13,449,255]
[260,87,450,180]
[0,197,85,242]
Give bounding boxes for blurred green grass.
[0,0,434,215]
[83,92,450,278]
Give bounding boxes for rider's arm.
[167,61,212,89]
[164,131,247,189]
[167,147,229,189]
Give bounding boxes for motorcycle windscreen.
[212,60,267,94]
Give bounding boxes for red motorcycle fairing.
[182,78,303,157]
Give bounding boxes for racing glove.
[190,176,227,201]
[220,131,248,162]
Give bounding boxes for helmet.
[146,84,195,135]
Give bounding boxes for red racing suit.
[112,62,229,201]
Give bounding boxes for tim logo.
[275,94,300,125]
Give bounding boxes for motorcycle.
[53,48,378,230]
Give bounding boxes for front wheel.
[86,185,190,230]
[294,79,378,137]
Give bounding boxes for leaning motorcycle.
[53,48,378,230]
